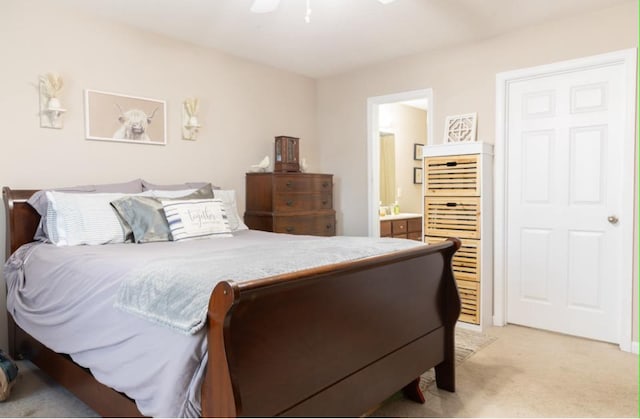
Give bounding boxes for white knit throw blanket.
[115,236,423,334]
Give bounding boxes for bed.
[3,186,461,417]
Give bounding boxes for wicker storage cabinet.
[423,143,493,330]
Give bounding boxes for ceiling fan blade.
[250,0,281,13]
[377,0,397,4]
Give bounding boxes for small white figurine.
[250,155,270,172]
[300,157,308,173]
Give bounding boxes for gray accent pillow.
[28,179,144,242]
[141,180,220,191]
[111,184,214,243]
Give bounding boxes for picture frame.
[413,143,424,161]
[84,89,167,145]
[444,112,477,143]
[413,167,423,184]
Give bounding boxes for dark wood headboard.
[3,187,40,260]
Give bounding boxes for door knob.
[607,215,619,224]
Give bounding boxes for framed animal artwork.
[84,90,167,145]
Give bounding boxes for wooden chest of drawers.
[244,173,336,236]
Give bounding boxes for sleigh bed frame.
[3,186,461,417]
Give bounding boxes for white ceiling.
[58,0,629,78]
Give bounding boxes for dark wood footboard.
[204,239,460,417]
[3,187,461,417]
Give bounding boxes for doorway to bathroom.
[366,89,433,238]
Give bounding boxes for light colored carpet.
[0,327,494,417]
[372,325,639,418]
[419,327,497,391]
[0,361,98,417]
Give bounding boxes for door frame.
[366,88,434,237]
[494,49,637,352]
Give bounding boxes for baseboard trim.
[631,341,638,354]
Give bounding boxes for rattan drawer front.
[456,279,480,325]
[425,236,479,282]
[424,197,480,239]
[425,155,480,196]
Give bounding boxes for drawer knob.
[322,200,328,205]
[446,202,458,207]
[322,182,329,188]
[446,161,458,167]
[286,181,293,187]
[286,200,294,206]
[285,226,294,233]
[326,224,333,229]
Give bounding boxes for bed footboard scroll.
[203,238,461,417]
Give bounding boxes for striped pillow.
[45,191,133,246]
[161,199,232,241]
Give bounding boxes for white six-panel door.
[505,61,630,343]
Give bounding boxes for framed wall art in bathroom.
[413,167,423,184]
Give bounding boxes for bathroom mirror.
[379,132,396,207]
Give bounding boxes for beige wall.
[316,2,638,340]
[0,0,317,349]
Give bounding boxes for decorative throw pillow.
[44,191,135,246]
[111,184,214,243]
[161,198,232,241]
[213,190,249,232]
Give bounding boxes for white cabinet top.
[379,213,422,221]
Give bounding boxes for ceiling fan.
[250,0,397,14]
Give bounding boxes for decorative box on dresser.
[423,142,493,331]
[244,172,336,236]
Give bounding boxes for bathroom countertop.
[379,213,422,221]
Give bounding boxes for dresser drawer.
[407,232,422,241]
[273,213,336,236]
[456,279,480,325]
[391,220,407,235]
[425,154,480,197]
[407,217,422,234]
[273,193,332,212]
[274,175,332,193]
[380,220,392,237]
[425,197,480,239]
[425,236,479,282]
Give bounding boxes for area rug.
[419,327,497,392]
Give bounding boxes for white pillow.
[213,190,249,232]
[161,198,232,241]
[45,191,140,246]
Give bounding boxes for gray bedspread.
[116,236,422,335]
[3,230,424,417]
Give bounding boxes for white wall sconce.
[182,97,201,141]
[39,73,66,129]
